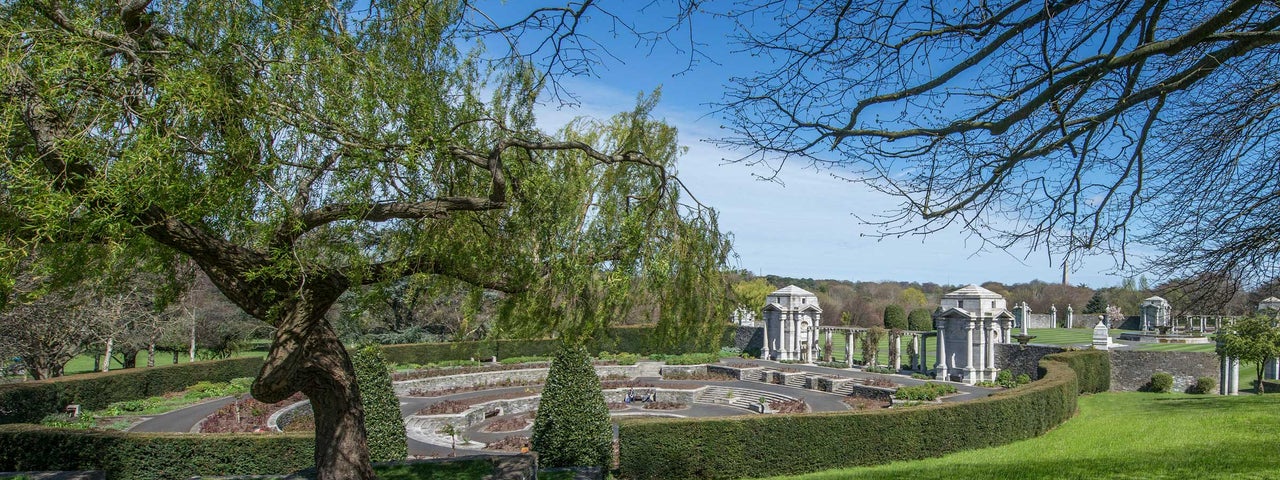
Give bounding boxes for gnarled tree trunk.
[251,279,374,480]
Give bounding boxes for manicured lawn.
[756,392,1280,479]
[58,348,267,376]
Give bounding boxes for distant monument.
[761,285,822,362]
[1140,296,1172,332]
[932,285,1014,384]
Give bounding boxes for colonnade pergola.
[813,326,934,372]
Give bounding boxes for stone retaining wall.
[995,344,1068,380]
[1109,350,1220,392]
[847,384,895,402]
[732,326,764,355]
[394,365,638,395]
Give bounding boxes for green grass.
[756,392,1280,480]
[374,460,493,480]
[58,349,267,376]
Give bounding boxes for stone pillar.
[1092,320,1111,350]
[1231,357,1240,395]
[761,319,771,360]
[825,329,834,362]
[964,321,976,384]
[780,315,790,361]
[891,333,902,371]
[935,324,949,380]
[845,331,854,366]
[1220,356,1229,395]
[1067,304,1074,329]
[975,321,987,382]
[988,322,999,379]
[1050,305,1058,329]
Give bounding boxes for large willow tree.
[0,1,732,478]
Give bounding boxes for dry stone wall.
[1109,350,1220,392]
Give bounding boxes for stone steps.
[694,385,795,411]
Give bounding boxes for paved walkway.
[128,396,238,433]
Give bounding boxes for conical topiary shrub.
[531,342,612,468]
[352,344,408,462]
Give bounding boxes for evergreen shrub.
[883,305,908,330]
[907,308,933,331]
[1192,376,1217,394]
[531,344,612,468]
[352,345,407,462]
[1150,372,1174,393]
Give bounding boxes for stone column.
[1050,305,1058,329]
[964,321,976,384]
[1231,357,1240,395]
[935,324,948,380]
[845,331,854,366]
[761,319,771,360]
[1220,356,1229,395]
[988,322,999,380]
[780,315,789,361]
[825,329,834,362]
[1067,304,1074,329]
[891,333,902,371]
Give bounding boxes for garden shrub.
[660,353,720,365]
[617,356,1081,480]
[893,382,957,401]
[907,308,933,331]
[883,305,908,330]
[531,343,612,469]
[352,345,407,462]
[1149,372,1174,393]
[1192,376,1217,394]
[0,424,314,479]
[0,357,264,424]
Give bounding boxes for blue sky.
[496,3,1125,287]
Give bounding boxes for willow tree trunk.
[251,281,374,480]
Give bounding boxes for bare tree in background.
[720,0,1280,286]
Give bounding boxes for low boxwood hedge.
[0,424,314,479]
[0,357,264,424]
[1043,349,1110,394]
[617,354,1087,480]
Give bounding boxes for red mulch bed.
[199,393,305,433]
[482,413,534,433]
[483,435,531,452]
[769,399,807,414]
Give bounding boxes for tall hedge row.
[0,357,264,424]
[618,355,1088,480]
[351,345,408,462]
[0,424,314,479]
[1043,349,1111,393]
[380,325,736,365]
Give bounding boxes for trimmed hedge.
[617,354,1086,480]
[380,325,736,365]
[352,345,407,462]
[0,424,314,479]
[0,357,264,424]
[531,344,612,468]
[1042,349,1110,394]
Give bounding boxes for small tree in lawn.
[907,308,933,331]
[1084,292,1107,314]
[1216,314,1280,394]
[531,342,611,468]
[351,344,407,462]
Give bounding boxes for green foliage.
[1042,350,1110,394]
[531,344,612,468]
[816,361,848,369]
[617,358,1081,479]
[1084,292,1107,314]
[597,351,639,365]
[910,373,931,380]
[499,356,552,365]
[733,278,776,310]
[100,378,252,416]
[1216,314,1280,393]
[861,327,886,366]
[1149,372,1174,393]
[1016,374,1032,385]
[865,365,894,374]
[658,353,720,365]
[1192,376,1217,394]
[0,357,263,424]
[351,345,407,462]
[894,383,958,401]
[0,424,313,479]
[883,305,908,330]
[907,308,933,331]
